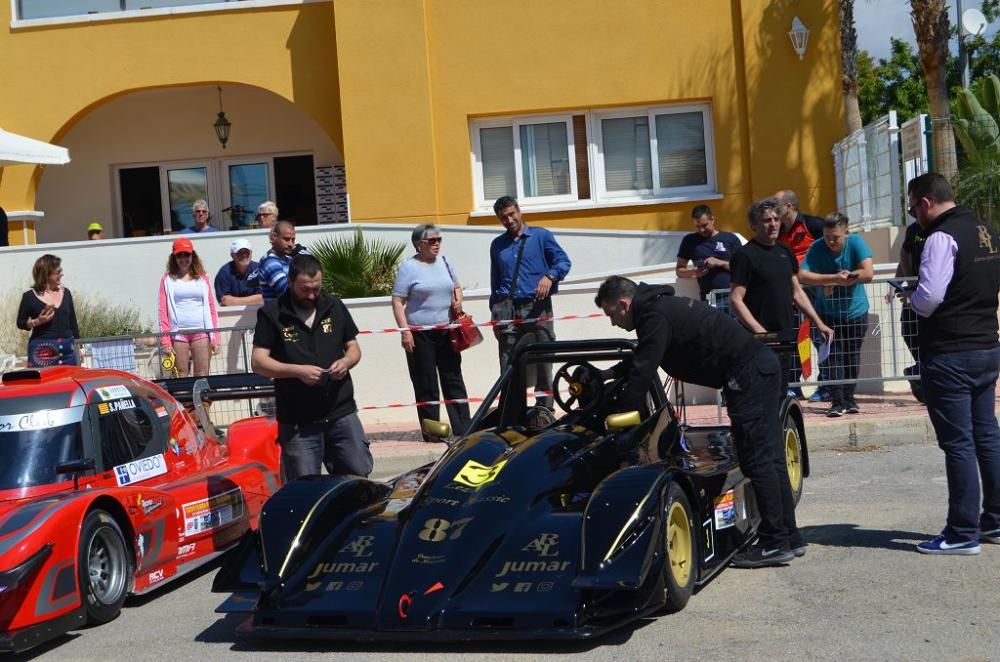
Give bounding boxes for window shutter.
[573,115,591,200]
[601,116,652,192]
[656,112,708,188]
[480,126,516,200]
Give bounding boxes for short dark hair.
[493,196,519,217]
[823,212,850,229]
[273,220,295,236]
[907,173,955,204]
[747,197,782,226]
[691,204,713,219]
[288,254,322,283]
[594,275,638,307]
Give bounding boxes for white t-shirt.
[173,278,206,329]
[392,256,458,326]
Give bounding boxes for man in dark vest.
[906,173,1000,555]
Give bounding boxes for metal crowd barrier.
[707,274,922,393]
[74,326,260,426]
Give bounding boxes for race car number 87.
[418,517,473,542]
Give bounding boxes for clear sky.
[855,0,997,61]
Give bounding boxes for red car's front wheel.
[78,510,132,624]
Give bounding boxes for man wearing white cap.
[214,238,263,306]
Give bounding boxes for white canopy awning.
[0,128,70,167]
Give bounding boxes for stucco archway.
[36,83,342,243]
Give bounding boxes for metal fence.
[832,111,909,230]
[72,326,260,426]
[709,274,923,393]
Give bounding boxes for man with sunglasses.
[181,199,219,233]
[904,173,1000,556]
[489,196,571,407]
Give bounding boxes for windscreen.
[0,407,85,489]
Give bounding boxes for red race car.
[0,366,280,653]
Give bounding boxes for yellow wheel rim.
[785,425,802,494]
[666,501,692,587]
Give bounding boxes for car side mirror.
[605,411,641,431]
[421,419,451,440]
[56,458,96,490]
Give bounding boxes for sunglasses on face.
[175,252,192,259]
[422,237,442,245]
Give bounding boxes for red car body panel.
[0,367,280,651]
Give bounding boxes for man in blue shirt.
[181,199,220,234]
[675,204,743,312]
[258,221,310,301]
[490,196,571,406]
[215,238,263,306]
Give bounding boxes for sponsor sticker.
[97,398,136,416]
[339,535,375,558]
[155,406,169,418]
[114,454,167,486]
[96,385,131,401]
[178,543,196,557]
[714,490,736,529]
[703,518,715,562]
[0,408,82,432]
[182,487,245,535]
[136,493,163,515]
[452,459,507,488]
[148,569,165,584]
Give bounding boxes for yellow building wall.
[334,0,844,234]
[0,2,342,216]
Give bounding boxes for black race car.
[213,338,808,641]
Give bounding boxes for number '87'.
[418,517,473,542]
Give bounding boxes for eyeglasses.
[907,203,918,219]
[194,210,209,215]
[175,252,192,259]
[422,237,442,245]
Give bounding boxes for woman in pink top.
[158,237,220,377]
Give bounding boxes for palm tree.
[910,0,959,178]
[309,229,406,298]
[840,0,864,134]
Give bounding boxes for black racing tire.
[78,509,132,625]
[662,482,695,613]
[782,410,805,507]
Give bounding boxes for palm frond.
[308,229,407,298]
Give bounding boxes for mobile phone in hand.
[846,272,859,280]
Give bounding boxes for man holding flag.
[729,198,833,394]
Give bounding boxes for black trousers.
[823,315,868,407]
[723,347,801,550]
[405,330,471,440]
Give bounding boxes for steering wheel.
[552,361,606,414]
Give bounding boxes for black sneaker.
[826,404,847,418]
[731,545,794,568]
[845,400,860,414]
[791,543,808,557]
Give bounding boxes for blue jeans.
[277,412,373,482]
[921,346,1000,542]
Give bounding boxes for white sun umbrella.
[0,127,70,167]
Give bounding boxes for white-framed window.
[11,0,326,28]
[469,103,716,212]
[471,114,579,209]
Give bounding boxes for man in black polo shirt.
[595,276,804,568]
[729,198,832,393]
[252,254,373,481]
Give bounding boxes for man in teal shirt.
[799,213,874,417]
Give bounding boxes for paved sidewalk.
[366,391,1000,458]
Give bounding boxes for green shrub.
[309,229,407,298]
[73,293,151,339]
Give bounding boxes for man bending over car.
[594,275,804,568]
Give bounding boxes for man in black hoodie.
[595,275,803,568]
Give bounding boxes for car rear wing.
[155,373,274,440]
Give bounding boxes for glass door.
[222,158,274,229]
[160,162,215,233]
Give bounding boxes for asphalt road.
[16,442,1000,662]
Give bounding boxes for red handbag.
[450,312,483,352]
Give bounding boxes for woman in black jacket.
[16,254,80,367]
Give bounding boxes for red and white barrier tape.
[355,313,604,336]
[359,389,555,411]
